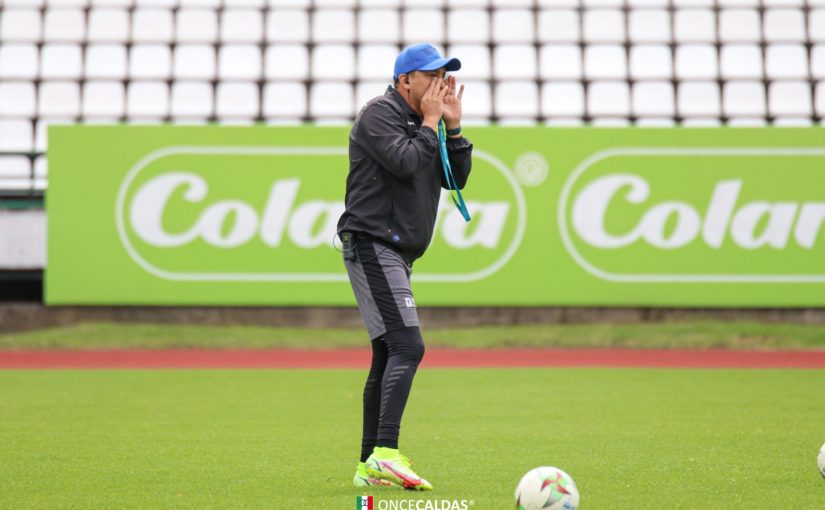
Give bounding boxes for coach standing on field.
[337,43,472,491]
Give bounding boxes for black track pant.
[360,326,425,461]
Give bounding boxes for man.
[337,43,472,491]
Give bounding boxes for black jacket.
[337,86,473,263]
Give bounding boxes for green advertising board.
[47,126,825,306]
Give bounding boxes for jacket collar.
[386,85,419,118]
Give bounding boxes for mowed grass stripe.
[1,369,824,509]
[2,321,825,351]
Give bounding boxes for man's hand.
[442,75,464,134]
[421,78,447,132]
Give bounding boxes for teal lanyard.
[437,120,471,222]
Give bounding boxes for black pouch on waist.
[340,231,357,261]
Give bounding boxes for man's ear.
[400,73,411,90]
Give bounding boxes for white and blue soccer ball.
[818,443,825,480]
[515,466,580,510]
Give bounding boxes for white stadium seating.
[1,0,824,190]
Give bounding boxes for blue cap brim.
[418,57,461,73]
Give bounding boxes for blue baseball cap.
[393,43,461,82]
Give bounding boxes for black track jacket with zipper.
[337,85,473,263]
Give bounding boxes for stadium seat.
[180,0,222,7]
[0,9,43,42]
[312,45,355,80]
[170,82,214,119]
[629,45,672,79]
[447,9,489,43]
[773,117,812,126]
[629,10,671,42]
[588,81,630,116]
[585,45,627,79]
[127,82,169,119]
[677,82,721,117]
[0,157,31,184]
[403,9,444,44]
[816,82,825,117]
[313,9,355,43]
[539,45,582,79]
[216,82,260,119]
[309,82,354,117]
[537,10,579,42]
[674,9,716,43]
[358,9,400,43]
[85,45,128,80]
[583,9,625,43]
[357,45,399,81]
[218,45,262,80]
[811,10,825,42]
[0,44,39,79]
[266,10,310,43]
[40,44,83,80]
[494,45,537,80]
[633,81,675,116]
[132,9,174,43]
[720,44,763,79]
[460,80,492,118]
[263,83,307,118]
[266,0,312,8]
[265,44,310,80]
[719,10,761,42]
[765,44,808,79]
[723,81,766,117]
[221,10,264,43]
[445,45,490,80]
[87,9,130,43]
[495,81,538,117]
[176,10,219,43]
[174,45,216,80]
[33,157,47,189]
[492,9,534,43]
[728,118,767,126]
[43,9,85,42]
[768,81,812,116]
[129,45,172,80]
[763,9,805,42]
[82,81,125,118]
[675,45,718,80]
[0,120,34,152]
[38,82,81,117]
[355,81,389,108]
[636,118,676,127]
[541,82,585,117]
[812,45,825,79]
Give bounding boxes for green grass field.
[2,367,824,508]
[3,321,825,350]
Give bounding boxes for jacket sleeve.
[355,102,439,181]
[441,136,473,190]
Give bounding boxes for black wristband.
[446,126,462,136]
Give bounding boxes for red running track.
[1,348,825,369]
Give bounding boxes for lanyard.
[437,119,471,222]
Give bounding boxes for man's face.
[401,68,447,113]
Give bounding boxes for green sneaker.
[365,447,433,491]
[353,462,394,487]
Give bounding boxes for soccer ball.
[514,466,580,510]
[818,443,825,479]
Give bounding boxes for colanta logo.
[116,147,525,282]
[559,148,825,282]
